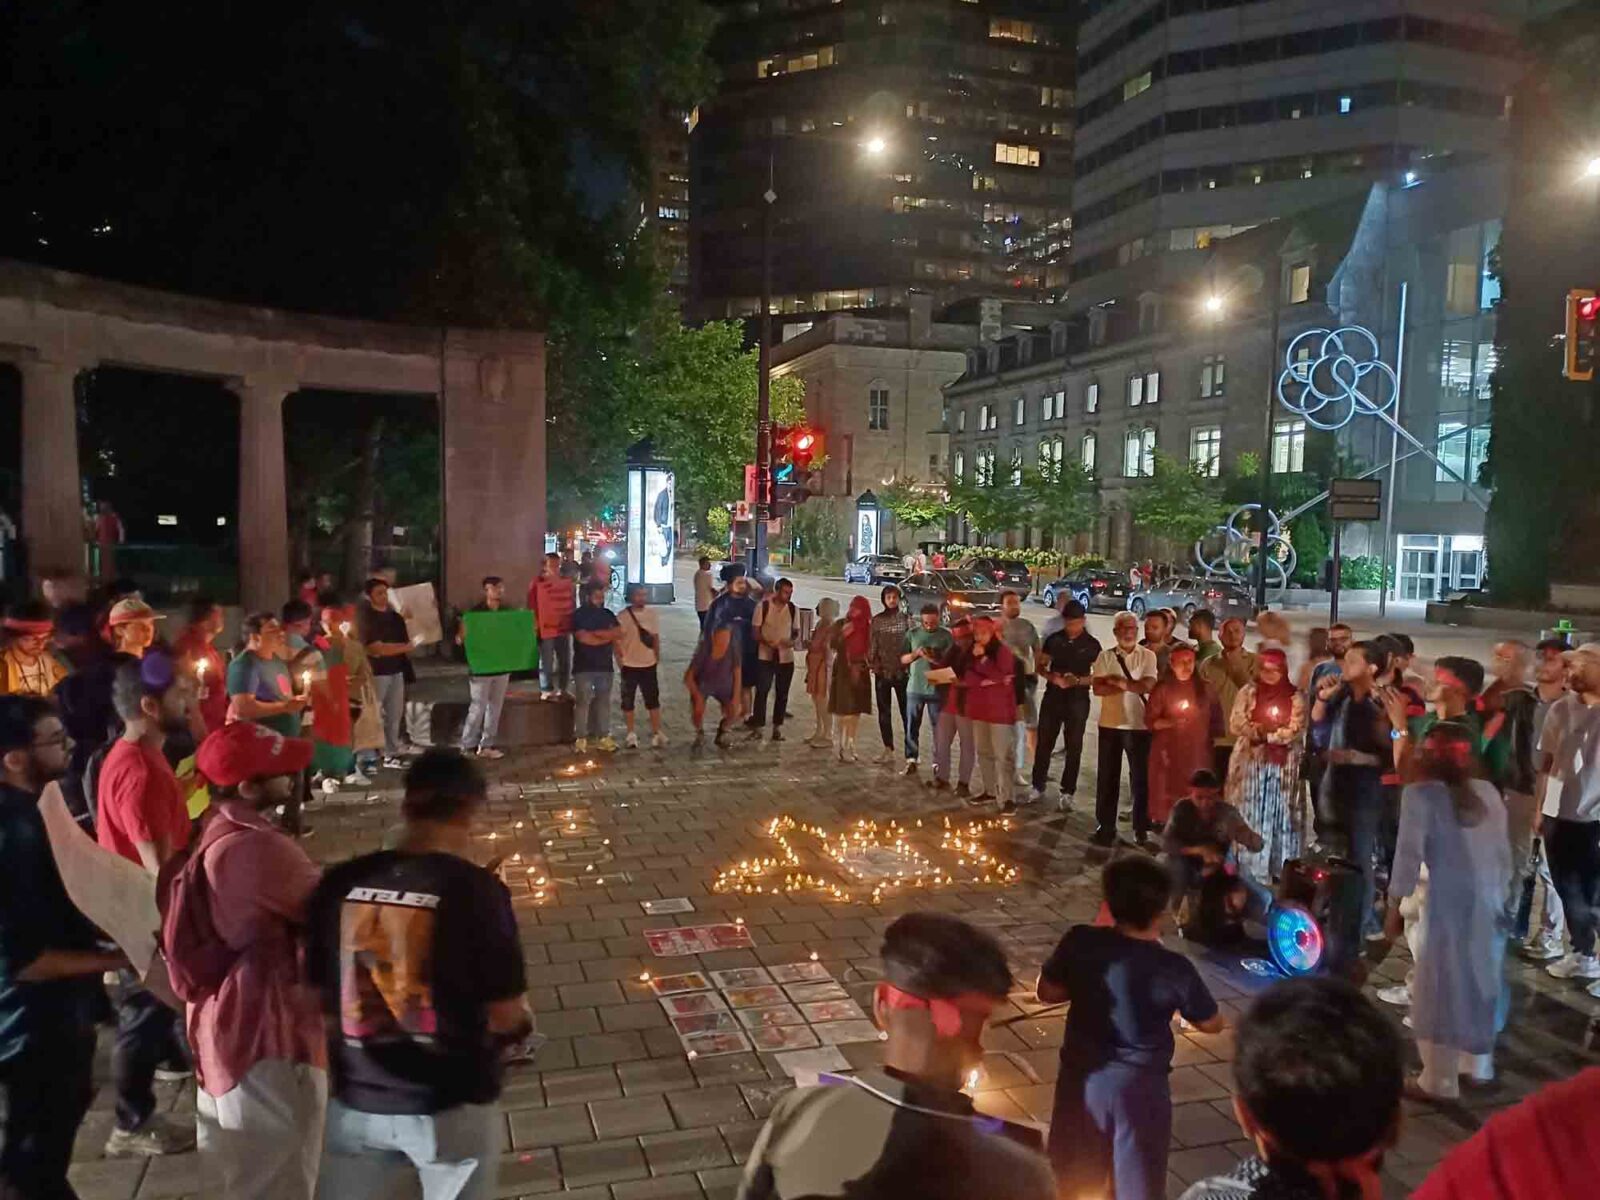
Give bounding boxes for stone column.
[18,357,85,582]
[233,378,291,613]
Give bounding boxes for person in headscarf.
[0,601,67,696]
[1226,646,1307,885]
[804,597,840,749]
[827,596,874,761]
[1146,644,1222,828]
[1383,723,1510,1101]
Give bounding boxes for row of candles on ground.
[711,813,1020,900]
[483,809,613,903]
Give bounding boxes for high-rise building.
[646,110,693,299]
[689,0,1076,321]
[1067,0,1526,313]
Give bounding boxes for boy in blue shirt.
[1037,855,1226,1200]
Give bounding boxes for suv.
[1130,575,1254,622]
[955,556,1030,595]
[844,554,907,586]
[1041,568,1131,613]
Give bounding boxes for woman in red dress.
[1146,644,1223,826]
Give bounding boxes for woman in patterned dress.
[1227,647,1307,884]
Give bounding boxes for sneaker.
[954,783,971,799]
[1547,953,1600,980]
[397,744,423,758]
[930,777,950,791]
[966,792,993,807]
[595,736,619,753]
[875,746,896,764]
[154,1065,193,1083]
[343,771,372,787]
[1057,794,1074,814]
[714,728,730,749]
[625,732,639,749]
[475,747,505,760]
[1522,938,1565,961]
[574,738,588,753]
[1027,787,1046,805]
[771,728,784,742]
[1376,984,1412,1007]
[539,690,554,701]
[1000,799,1016,814]
[743,716,761,730]
[745,726,764,741]
[320,777,340,795]
[690,732,705,754]
[380,756,404,770]
[1089,828,1116,848]
[1587,979,1600,1000]
[105,1117,195,1158]
[651,731,667,748]
[902,760,917,776]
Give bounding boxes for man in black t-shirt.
[1031,601,1101,811]
[357,578,417,770]
[570,582,622,753]
[307,750,530,1200]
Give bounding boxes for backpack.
[157,814,248,1003]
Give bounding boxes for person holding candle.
[956,615,1017,810]
[0,600,68,697]
[828,596,874,762]
[1146,644,1223,829]
[1090,612,1160,847]
[1160,769,1264,940]
[1199,618,1258,782]
[902,602,954,777]
[1226,647,1307,886]
[931,617,978,795]
[172,598,227,734]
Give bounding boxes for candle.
[339,621,352,636]
[195,658,209,679]
[301,670,312,692]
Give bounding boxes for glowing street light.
[863,135,888,156]
[1202,294,1225,318]
[1583,155,1600,181]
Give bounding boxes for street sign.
[1328,478,1382,522]
[733,501,752,522]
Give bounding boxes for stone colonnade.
[0,261,545,611]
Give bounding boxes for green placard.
[463,610,539,675]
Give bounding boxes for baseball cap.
[197,722,313,787]
[1060,599,1087,619]
[1563,641,1600,662]
[107,596,164,625]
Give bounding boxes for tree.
[1020,460,1099,569]
[946,476,1029,543]
[1129,453,1229,547]
[878,477,954,532]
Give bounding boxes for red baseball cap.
[197,722,313,788]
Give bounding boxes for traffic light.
[1566,288,1598,381]
[791,427,822,471]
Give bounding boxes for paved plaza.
[64,570,1600,1199]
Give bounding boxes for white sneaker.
[1588,979,1600,1000]
[1522,938,1565,961]
[1546,953,1600,980]
[475,747,504,760]
[1376,984,1411,1007]
[320,777,340,795]
[574,738,588,753]
[625,732,639,749]
[343,771,372,786]
[902,760,917,776]
[651,731,667,748]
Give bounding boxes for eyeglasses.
[32,731,72,750]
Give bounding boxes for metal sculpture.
[1276,326,1399,430]
[1194,503,1297,597]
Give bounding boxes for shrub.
[1339,555,1392,589]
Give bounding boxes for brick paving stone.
[130,1153,199,1199]
[696,1165,747,1200]
[66,1159,145,1200]
[618,1058,699,1096]
[551,940,612,964]
[575,1031,652,1067]
[666,1085,752,1128]
[589,1095,678,1139]
[688,1054,773,1088]
[613,1175,707,1200]
[974,1091,1032,1124]
[536,1007,603,1038]
[1169,1065,1232,1105]
[495,1147,562,1195]
[508,1102,596,1149]
[640,1128,734,1176]
[718,1119,765,1164]
[560,981,629,1009]
[598,1001,671,1032]
[557,1138,651,1189]
[542,1067,624,1106]
[737,1080,794,1119]
[1170,1101,1240,1148]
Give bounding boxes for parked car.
[1129,574,1255,622]
[954,556,1031,595]
[1040,568,1132,613]
[843,554,908,586]
[900,570,1003,625]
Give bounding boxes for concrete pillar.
[18,358,85,582]
[233,378,291,613]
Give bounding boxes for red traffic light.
[1580,296,1600,322]
[794,431,816,453]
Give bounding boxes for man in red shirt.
[96,653,198,1158]
[172,597,228,735]
[185,721,325,1199]
[530,551,575,699]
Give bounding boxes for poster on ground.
[462,610,539,675]
[645,923,756,957]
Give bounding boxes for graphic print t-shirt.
[306,850,526,1114]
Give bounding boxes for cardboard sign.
[645,923,756,957]
[390,582,442,647]
[463,610,539,675]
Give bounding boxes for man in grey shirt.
[1000,590,1041,798]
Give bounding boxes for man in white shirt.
[1090,610,1159,848]
[693,557,716,633]
[1537,642,1600,991]
[748,578,799,741]
[617,585,666,748]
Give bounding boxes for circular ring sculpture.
[1276,326,1398,431]
[1267,901,1325,976]
[1193,503,1297,599]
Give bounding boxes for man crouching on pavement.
[735,913,1054,1200]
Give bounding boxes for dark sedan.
[1130,575,1255,622]
[1041,568,1131,613]
[901,570,1004,625]
[955,556,1031,595]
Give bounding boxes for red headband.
[3,619,53,636]
[877,983,998,1038]
[1258,1132,1385,1200]
[1259,648,1289,668]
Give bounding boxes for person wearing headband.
[1178,977,1403,1200]
[0,600,67,696]
[1039,855,1224,1200]
[735,914,1052,1200]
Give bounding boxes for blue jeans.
[573,672,613,740]
[316,1097,499,1200]
[373,673,405,757]
[905,692,941,763]
[539,635,571,693]
[1049,1064,1171,1200]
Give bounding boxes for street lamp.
[753,128,892,573]
[1202,294,1225,318]
[1583,155,1600,181]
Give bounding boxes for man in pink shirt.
[185,720,324,1199]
